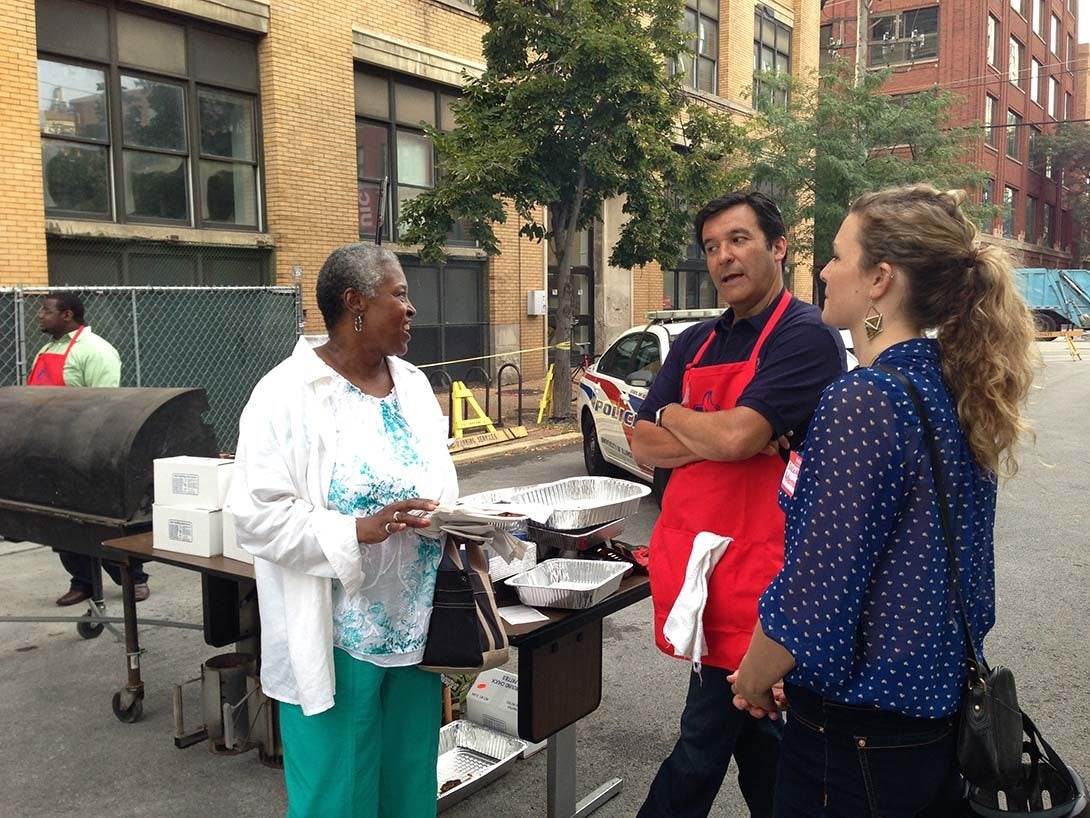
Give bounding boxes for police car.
[576,309,855,499]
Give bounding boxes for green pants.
[279,649,441,818]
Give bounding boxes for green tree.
[400,0,743,416]
[1038,122,1090,262]
[742,60,993,268]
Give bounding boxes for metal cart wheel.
[112,689,143,723]
[76,618,104,640]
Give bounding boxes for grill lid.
[0,386,217,523]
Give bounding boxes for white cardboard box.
[153,504,223,558]
[465,669,546,758]
[221,509,253,565]
[154,456,234,510]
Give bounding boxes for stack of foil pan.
[436,720,526,811]
[509,476,651,530]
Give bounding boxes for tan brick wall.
[0,0,48,286]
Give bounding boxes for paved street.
[1,340,1088,817]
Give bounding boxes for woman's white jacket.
[227,336,458,715]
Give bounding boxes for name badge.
[780,451,802,498]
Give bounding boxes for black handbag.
[877,366,1024,789]
[419,532,509,675]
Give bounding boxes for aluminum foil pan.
[509,477,651,530]
[456,486,541,534]
[505,558,629,609]
[437,720,526,811]
[528,518,626,553]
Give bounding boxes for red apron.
[27,325,85,386]
[649,290,792,670]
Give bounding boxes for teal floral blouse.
[326,374,442,666]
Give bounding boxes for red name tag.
[780,451,802,498]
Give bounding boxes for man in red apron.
[28,293,150,605]
[631,191,845,818]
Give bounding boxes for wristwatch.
[655,404,672,427]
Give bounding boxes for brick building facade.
[821,0,1084,268]
[1,0,819,381]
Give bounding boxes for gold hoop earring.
[864,305,884,340]
[353,313,363,333]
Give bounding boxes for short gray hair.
[315,244,401,330]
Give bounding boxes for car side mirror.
[626,369,655,387]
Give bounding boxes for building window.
[36,0,261,228]
[1006,110,1022,159]
[663,239,716,310]
[868,6,938,67]
[1010,0,1024,17]
[1003,186,1016,237]
[1066,93,1073,121]
[1050,14,1060,55]
[400,259,487,381]
[1032,0,1044,37]
[1029,127,1043,172]
[753,10,791,106]
[1009,37,1024,87]
[354,67,466,244]
[819,24,839,72]
[987,16,1000,67]
[1030,59,1042,104]
[1025,195,1037,242]
[1068,35,1076,69]
[980,178,994,232]
[1049,76,1059,118]
[1042,203,1053,245]
[985,95,998,148]
[674,1,718,95]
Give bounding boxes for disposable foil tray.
[484,541,537,582]
[509,476,651,530]
[456,486,541,534]
[505,558,629,609]
[436,720,526,811]
[528,518,626,553]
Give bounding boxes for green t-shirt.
[31,326,122,387]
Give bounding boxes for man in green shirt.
[29,293,150,604]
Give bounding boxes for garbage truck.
[1013,269,1090,332]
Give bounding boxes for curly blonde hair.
[849,185,1037,477]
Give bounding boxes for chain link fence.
[2,286,303,451]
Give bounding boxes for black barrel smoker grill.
[0,386,255,721]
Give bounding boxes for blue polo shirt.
[635,290,845,444]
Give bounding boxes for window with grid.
[984,95,999,148]
[754,11,792,107]
[868,7,938,67]
[354,67,468,245]
[1003,186,1016,237]
[1009,37,1024,86]
[663,239,716,310]
[400,258,487,381]
[35,0,261,228]
[1006,110,1022,159]
[672,1,718,95]
[987,16,1000,67]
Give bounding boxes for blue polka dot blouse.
[760,339,996,718]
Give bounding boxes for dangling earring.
[864,305,884,340]
[353,313,363,333]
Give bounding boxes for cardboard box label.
[172,473,201,496]
[168,519,194,543]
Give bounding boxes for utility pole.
[855,0,869,86]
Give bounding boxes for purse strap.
[874,365,985,679]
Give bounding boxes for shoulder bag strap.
[874,365,984,677]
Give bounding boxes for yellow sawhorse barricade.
[449,381,527,453]
[1036,330,1084,361]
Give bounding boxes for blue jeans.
[638,665,782,818]
[775,683,963,818]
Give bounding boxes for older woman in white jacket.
[228,244,458,818]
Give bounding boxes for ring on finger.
[384,522,396,535]
[393,511,402,523]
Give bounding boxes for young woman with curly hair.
[729,185,1037,817]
